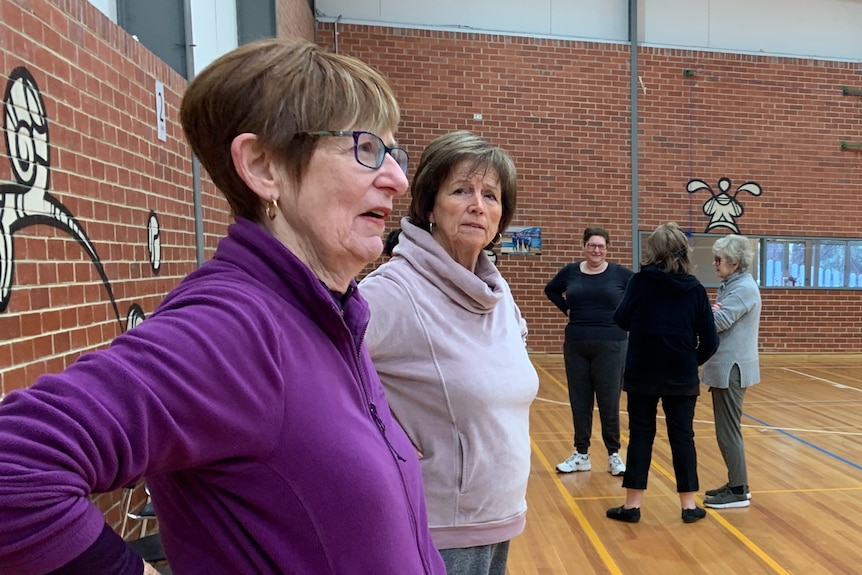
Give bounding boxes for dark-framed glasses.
[714,256,726,265]
[303,130,409,175]
[586,243,607,251]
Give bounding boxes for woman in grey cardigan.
[702,234,762,509]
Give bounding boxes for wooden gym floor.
[509,353,862,575]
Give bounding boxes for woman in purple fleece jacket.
[0,39,445,575]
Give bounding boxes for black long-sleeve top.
[544,262,633,341]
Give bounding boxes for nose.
[467,190,485,213]
[379,154,408,197]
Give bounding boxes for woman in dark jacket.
[606,222,719,524]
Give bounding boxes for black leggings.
[623,392,699,493]
[563,339,626,454]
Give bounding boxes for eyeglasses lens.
[586,244,607,251]
[354,132,409,175]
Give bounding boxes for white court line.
[699,418,862,436]
[781,367,862,392]
[533,396,570,406]
[533,396,862,436]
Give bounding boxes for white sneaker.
[556,452,591,473]
[608,453,626,476]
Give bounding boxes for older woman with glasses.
[0,39,445,575]
[545,227,633,477]
[701,234,761,509]
[360,131,538,575]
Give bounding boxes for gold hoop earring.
[265,198,279,220]
[492,232,502,245]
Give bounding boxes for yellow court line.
[531,358,791,575]
[530,438,623,575]
[646,459,788,574]
[702,509,791,575]
[534,362,568,394]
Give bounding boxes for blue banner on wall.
[501,226,541,255]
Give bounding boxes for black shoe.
[606,505,641,523]
[681,506,707,523]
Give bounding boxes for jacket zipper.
[342,302,431,574]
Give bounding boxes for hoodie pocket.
[457,432,467,494]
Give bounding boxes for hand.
[711,302,722,312]
[143,561,161,575]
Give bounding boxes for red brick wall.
[2,0,199,399]
[2,0,203,534]
[323,24,862,354]
[1,0,314,540]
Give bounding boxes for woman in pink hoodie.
[361,131,539,575]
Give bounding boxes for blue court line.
[743,413,862,472]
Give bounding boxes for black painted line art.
[126,303,146,331]
[147,210,161,274]
[686,177,762,234]
[1,67,147,329]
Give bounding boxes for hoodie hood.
[640,264,702,294]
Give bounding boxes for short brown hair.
[643,222,694,275]
[583,226,610,246]
[407,131,517,243]
[180,38,401,222]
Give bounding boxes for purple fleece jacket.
[0,218,445,575]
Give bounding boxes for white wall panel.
[644,0,862,61]
[191,0,237,75]
[642,0,709,47]
[316,0,628,41]
[316,0,862,61]
[86,0,118,22]
[379,0,549,35]
[550,0,628,40]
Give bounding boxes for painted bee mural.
[687,177,762,234]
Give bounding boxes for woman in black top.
[606,222,719,524]
[545,226,633,477]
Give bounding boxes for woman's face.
[277,129,408,288]
[583,235,608,266]
[713,252,739,280]
[429,161,503,269]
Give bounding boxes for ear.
[230,133,280,201]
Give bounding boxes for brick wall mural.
[2,66,151,330]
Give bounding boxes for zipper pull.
[369,402,406,462]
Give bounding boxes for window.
[815,242,845,287]
[850,243,862,287]
[765,240,805,287]
[118,0,187,77]
[638,233,862,289]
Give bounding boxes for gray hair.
[713,234,754,272]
